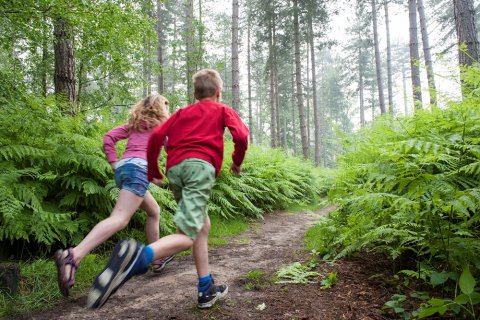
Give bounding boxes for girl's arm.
[103,124,129,165]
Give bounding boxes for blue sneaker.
[87,239,148,309]
[197,283,228,309]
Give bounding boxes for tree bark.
[308,15,321,165]
[54,17,76,109]
[184,0,194,103]
[247,16,253,143]
[232,0,240,114]
[269,22,277,148]
[371,0,386,114]
[359,45,365,126]
[409,0,423,110]
[156,0,164,94]
[417,0,437,107]
[453,0,480,66]
[384,0,394,113]
[293,0,308,158]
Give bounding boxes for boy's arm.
[147,125,167,181]
[103,124,129,165]
[147,113,177,181]
[224,108,249,168]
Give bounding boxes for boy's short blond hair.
[193,69,223,100]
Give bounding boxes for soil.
[13,208,431,320]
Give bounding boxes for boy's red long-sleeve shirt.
[147,100,249,181]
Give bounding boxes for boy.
[87,68,249,309]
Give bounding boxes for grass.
[208,213,249,246]
[241,269,270,290]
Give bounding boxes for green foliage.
[308,65,480,318]
[275,262,320,284]
[0,95,114,254]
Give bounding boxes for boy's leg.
[87,233,193,309]
[193,216,211,277]
[194,218,228,308]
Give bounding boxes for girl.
[55,94,174,297]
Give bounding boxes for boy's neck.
[198,96,218,102]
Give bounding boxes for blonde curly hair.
[127,94,169,132]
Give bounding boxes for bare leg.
[192,216,211,278]
[71,189,144,265]
[140,191,160,244]
[149,232,193,259]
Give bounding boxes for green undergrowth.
[305,66,480,319]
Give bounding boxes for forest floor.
[14,207,427,320]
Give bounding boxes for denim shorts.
[114,158,149,197]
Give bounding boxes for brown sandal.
[54,248,78,297]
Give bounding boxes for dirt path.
[20,207,395,320]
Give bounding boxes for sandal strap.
[63,248,79,286]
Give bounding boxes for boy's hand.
[152,177,164,186]
[230,163,241,176]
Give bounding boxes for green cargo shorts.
[167,158,216,240]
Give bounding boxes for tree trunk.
[293,0,308,158]
[291,62,297,155]
[54,17,76,109]
[143,38,152,97]
[232,0,240,114]
[371,0,386,114]
[156,0,164,94]
[306,41,311,152]
[247,17,253,143]
[184,0,194,103]
[269,23,277,148]
[41,14,48,97]
[384,0,394,113]
[409,0,423,110]
[359,45,365,126]
[453,0,480,66]
[402,63,409,115]
[308,16,321,165]
[417,0,436,107]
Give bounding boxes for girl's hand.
[110,162,117,172]
[152,177,164,186]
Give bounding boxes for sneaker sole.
[87,239,139,309]
[197,286,229,309]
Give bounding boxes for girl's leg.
[71,189,144,264]
[192,216,211,277]
[140,190,160,244]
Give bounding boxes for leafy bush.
[309,66,480,318]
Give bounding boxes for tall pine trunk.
[156,0,164,94]
[269,23,277,148]
[453,0,480,66]
[54,16,76,110]
[293,0,308,158]
[384,0,393,113]
[247,16,253,143]
[308,15,321,165]
[232,0,240,114]
[417,0,436,107]
[408,0,423,110]
[184,0,194,103]
[371,0,386,114]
